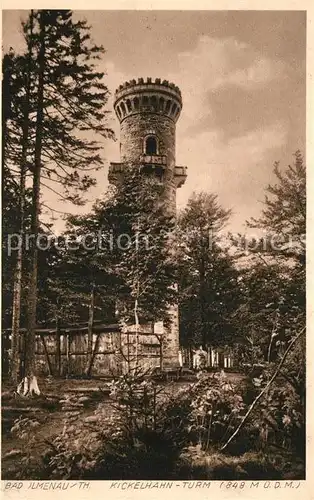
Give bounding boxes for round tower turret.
[114,77,182,122]
[113,77,182,166]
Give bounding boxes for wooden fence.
[180,346,235,370]
[2,323,163,378]
[2,323,237,378]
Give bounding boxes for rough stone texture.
[109,79,187,368]
[120,113,176,167]
[163,304,180,368]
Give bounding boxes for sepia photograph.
[1,9,306,482]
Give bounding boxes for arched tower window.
[120,102,126,116]
[150,95,157,111]
[126,99,132,112]
[165,100,171,113]
[133,97,139,110]
[145,135,158,155]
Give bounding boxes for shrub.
[188,372,247,450]
[42,368,194,479]
[41,360,305,479]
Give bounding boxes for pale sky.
[2,10,306,233]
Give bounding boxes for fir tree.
[177,192,239,348]
[3,9,114,392]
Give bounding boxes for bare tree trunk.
[199,251,207,349]
[19,11,46,396]
[55,297,61,376]
[85,283,95,375]
[134,297,139,367]
[11,148,28,383]
[11,11,34,385]
[11,181,25,383]
[2,59,10,165]
[127,331,130,372]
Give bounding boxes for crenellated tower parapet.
[114,77,182,123]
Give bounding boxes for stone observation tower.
[109,77,187,367]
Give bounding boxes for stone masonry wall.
[120,113,177,216]
[120,113,176,167]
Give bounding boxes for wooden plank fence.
[1,323,163,378]
[2,322,237,378]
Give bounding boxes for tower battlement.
[114,77,182,123]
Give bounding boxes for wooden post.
[117,331,123,375]
[127,331,130,372]
[85,283,95,375]
[86,332,101,377]
[66,333,70,376]
[189,345,193,369]
[3,331,10,377]
[55,299,61,376]
[40,334,53,376]
[20,330,26,379]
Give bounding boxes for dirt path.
[1,377,112,479]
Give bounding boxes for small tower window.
[145,136,158,155]
[165,100,171,113]
[159,97,165,111]
[171,103,177,116]
[120,102,126,116]
[142,96,149,106]
[150,95,157,111]
[126,99,132,112]
[133,97,139,110]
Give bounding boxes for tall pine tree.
[3,10,114,392]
